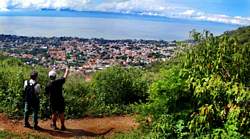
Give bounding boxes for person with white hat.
[45,67,69,130]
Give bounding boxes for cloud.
[96,0,250,25]
[0,0,249,25]
[179,9,250,25]
[1,0,91,11]
[95,0,184,17]
[0,0,9,11]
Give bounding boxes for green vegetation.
[0,131,19,139]
[135,29,250,138]
[89,66,148,116]
[225,26,250,45]
[0,26,250,138]
[0,55,147,118]
[0,130,50,139]
[0,57,49,118]
[111,130,145,139]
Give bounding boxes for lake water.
[0,11,240,41]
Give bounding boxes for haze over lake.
[0,10,240,41]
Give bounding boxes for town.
[0,34,178,73]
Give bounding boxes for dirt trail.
[0,114,138,139]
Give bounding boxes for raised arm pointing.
[63,67,69,79]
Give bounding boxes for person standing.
[45,67,69,130]
[23,71,41,130]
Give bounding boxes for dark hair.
[30,71,38,80]
[49,76,56,80]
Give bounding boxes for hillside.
[224,26,250,45]
[0,26,250,138]
[134,26,250,138]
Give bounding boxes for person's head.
[30,71,38,80]
[49,70,57,80]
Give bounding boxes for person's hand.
[64,66,70,79]
[66,66,69,71]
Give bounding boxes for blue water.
[0,10,240,41]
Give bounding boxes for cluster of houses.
[0,35,178,73]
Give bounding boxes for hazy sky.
[0,0,249,25]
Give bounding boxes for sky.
[0,0,249,25]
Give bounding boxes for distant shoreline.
[0,34,173,42]
[0,13,239,41]
[0,10,242,27]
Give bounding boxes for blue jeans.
[24,101,39,126]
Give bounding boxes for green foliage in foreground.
[225,26,250,45]
[0,130,50,139]
[63,75,90,118]
[89,66,148,116]
[135,30,250,138]
[0,57,49,118]
[111,130,145,139]
[0,131,19,139]
[1,27,250,138]
[0,55,148,118]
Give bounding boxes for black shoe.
[61,126,66,131]
[24,123,31,128]
[50,124,59,130]
[33,125,42,130]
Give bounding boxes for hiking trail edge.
[0,113,139,139]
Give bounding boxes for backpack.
[24,80,38,103]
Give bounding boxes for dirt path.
[0,114,138,139]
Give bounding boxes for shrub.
[90,66,148,115]
[0,57,147,118]
[137,31,250,138]
[0,57,90,118]
[0,58,50,118]
[64,75,90,118]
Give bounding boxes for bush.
[136,31,250,138]
[0,58,50,118]
[90,66,148,115]
[136,67,191,138]
[0,57,90,118]
[64,75,90,118]
[0,57,147,118]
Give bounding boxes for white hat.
[48,70,57,77]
